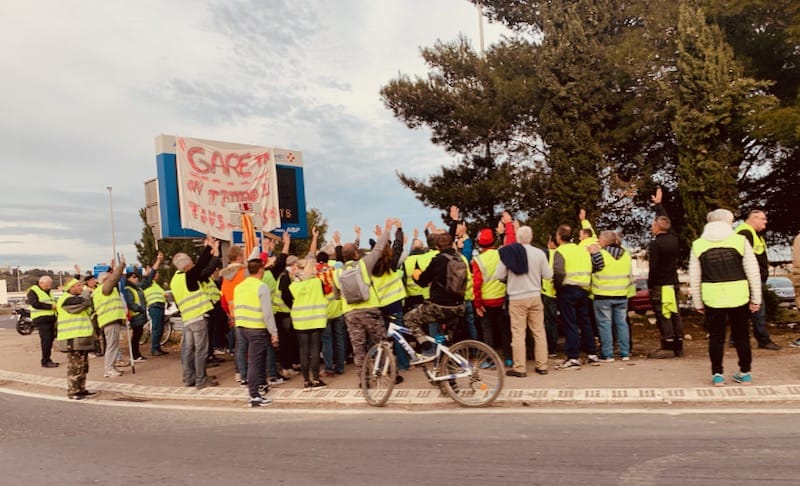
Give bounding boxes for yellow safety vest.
[233,277,268,329]
[92,286,126,327]
[203,279,221,304]
[334,260,382,313]
[692,234,750,308]
[474,249,506,300]
[272,273,291,313]
[170,272,213,324]
[56,293,93,340]
[325,260,343,319]
[736,222,766,255]
[461,254,474,301]
[144,281,166,306]
[578,219,599,248]
[403,251,435,299]
[261,270,277,291]
[28,286,56,320]
[591,249,633,297]
[556,243,592,289]
[372,269,405,306]
[289,279,328,331]
[542,249,556,298]
[125,284,144,317]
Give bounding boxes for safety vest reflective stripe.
[92,287,126,327]
[460,254,474,301]
[272,273,291,313]
[170,272,213,324]
[557,243,592,289]
[144,282,165,305]
[373,270,405,305]
[56,293,93,340]
[591,249,632,297]
[474,250,506,300]
[692,234,750,308]
[290,279,328,330]
[28,286,56,320]
[233,277,267,329]
[736,222,766,255]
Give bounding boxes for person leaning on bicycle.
[404,232,465,364]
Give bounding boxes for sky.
[0,0,510,272]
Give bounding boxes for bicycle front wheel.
[439,339,504,407]
[361,342,397,407]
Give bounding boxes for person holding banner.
[171,235,219,389]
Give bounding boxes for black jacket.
[415,248,464,306]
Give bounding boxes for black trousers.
[37,319,56,365]
[296,329,322,382]
[707,304,751,376]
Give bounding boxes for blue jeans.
[236,326,278,381]
[749,291,771,346]
[464,300,478,340]
[321,316,346,373]
[559,286,596,359]
[594,298,629,358]
[181,319,209,386]
[147,305,165,354]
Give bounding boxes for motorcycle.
[14,306,36,335]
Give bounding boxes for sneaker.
[620,356,630,361]
[303,381,313,392]
[479,360,496,370]
[103,369,122,377]
[311,379,327,390]
[586,354,601,364]
[249,395,273,407]
[115,360,130,367]
[790,338,800,348]
[239,380,249,387]
[598,357,615,363]
[504,359,513,367]
[151,349,168,356]
[505,370,527,378]
[258,384,271,395]
[133,356,147,362]
[732,372,752,385]
[268,376,288,386]
[759,342,781,351]
[556,358,581,371]
[234,372,242,382]
[712,373,725,386]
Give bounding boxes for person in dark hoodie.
[591,230,634,362]
[496,225,553,377]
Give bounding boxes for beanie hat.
[477,228,494,247]
[63,278,82,292]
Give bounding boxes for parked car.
[766,277,796,305]
[628,278,652,314]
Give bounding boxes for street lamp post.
[106,186,118,259]
[16,266,21,292]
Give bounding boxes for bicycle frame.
[382,322,474,383]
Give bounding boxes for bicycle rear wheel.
[159,321,172,346]
[139,321,151,345]
[439,339,504,407]
[361,342,397,407]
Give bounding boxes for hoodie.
[689,221,761,309]
[220,263,246,316]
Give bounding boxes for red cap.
[477,228,494,247]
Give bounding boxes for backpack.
[442,253,468,296]
[338,261,370,304]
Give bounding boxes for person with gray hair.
[170,235,219,389]
[496,225,553,377]
[690,208,762,386]
[27,275,59,368]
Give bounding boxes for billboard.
[153,134,308,240]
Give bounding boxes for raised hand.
[579,208,586,221]
[374,224,382,238]
[449,205,460,221]
[332,230,341,245]
[651,187,663,205]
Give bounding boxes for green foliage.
[290,208,328,257]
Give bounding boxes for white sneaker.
[598,357,615,363]
[556,359,581,371]
[621,356,630,361]
[103,369,122,377]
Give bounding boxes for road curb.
[3,369,800,406]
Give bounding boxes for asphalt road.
[1,392,798,485]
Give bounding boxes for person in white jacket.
[689,209,761,387]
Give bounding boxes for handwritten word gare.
[186,147,270,178]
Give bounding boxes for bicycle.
[361,320,505,407]
[139,305,182,347]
